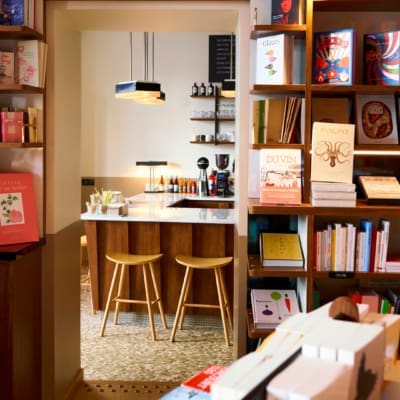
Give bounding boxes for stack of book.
[310,181,356,207]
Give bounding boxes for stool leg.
[149,262,168,329]
[114,263,127,325]
[170,266,191,342]
[215,267,231,346]
[217,267,233,331]
[100,262,121,337]
[143,263,156,341]
[178,267,193,330]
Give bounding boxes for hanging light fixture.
[135,32,166,105]
[221,33,236,98]
[115,32,161,101]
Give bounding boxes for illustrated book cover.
[313,28,354,85]
[364,30,400,85]
[16,40,48,88]
[1,111,24,142]
[182,365,227,393]
[0,172,39,245]
[259,148,302,204]
[310,121,355,184]
[358,175,400,204]
[355,94,398,145]
[0,51,15,84]
[255,34,293,85]
[271,0,304,25]
[259,232,304,267]
[251,288,301,329]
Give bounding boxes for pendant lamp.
[221,33,236,98]
[115,32,161,101]
[135,32,166,105]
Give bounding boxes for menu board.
[208,35,236,83]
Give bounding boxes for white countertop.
[81,192,236,224]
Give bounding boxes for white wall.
[81,31,235,183]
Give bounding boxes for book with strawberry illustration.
[313,28,354,85]
[0,172,39,245]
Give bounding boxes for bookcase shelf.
[246,0,400,345]
[0,25,42,40]
[0,84,44,93]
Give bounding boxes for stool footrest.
[113,297,161,306]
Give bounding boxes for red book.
[1,111,24,142]
[181,365,227,393]
[0,172,39,245]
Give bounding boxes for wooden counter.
[83,193,235,315]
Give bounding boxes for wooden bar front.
[85,220,234,316]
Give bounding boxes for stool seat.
[170,254,233,346]
[100,251,167,341]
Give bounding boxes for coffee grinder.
[197,157,209,197]
[215,154,233,197]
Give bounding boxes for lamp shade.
[115,80,161,100]
[221,79,236,98]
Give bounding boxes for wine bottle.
[192,82,198,96]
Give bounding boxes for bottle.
[173,176,179,193]
[199,82,206,96]
[192,82,198,96]
[207,82,214,96]
[167,176,174,193]
[208,170,217,196]
[159,175,164,192]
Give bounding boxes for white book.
[311,191,356,200]
[311,181,356,192]
[379,219,391,272]
[311,122,355,184]
[311,198,356,207]
[345,223,356,272]
[355,231,366,272]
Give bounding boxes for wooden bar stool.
[100,252,167,340]
[170,255,233,346]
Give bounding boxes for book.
[16,40,48,88]
[386,289,400,314]
[255,34,293,85]
[310,181,355,192]
[355,94,399,144]
[279,96,302,144]
[311,190,356,200]
[259,148,302,205]
[359,219,374,273]
[181,365,227,393]
[311,97,350,124]
[0,51,14,84]
[271,0,304,25]
[310,121,355,184]
[0,0,34,27]
[1,111,24,142]
[358,175,400,204]
[313,28,354,85]
[364,30,400,86]
[160,386,211,399]
[251,288,301,329]
[0,172,39,245]
[259,232,304,267]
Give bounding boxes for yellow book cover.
[259,232,304,267]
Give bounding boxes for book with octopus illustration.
[251,288,301,329]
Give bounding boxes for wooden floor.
[71,381,180,399]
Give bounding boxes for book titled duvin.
[313,28,354,85]
[311,121,355,184]
[259,148,302,204]
[364,30,400,85]
[0,172,39,245]
[255,34,293,85]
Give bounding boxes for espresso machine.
[197,156,209,197]
[215,154,233,197]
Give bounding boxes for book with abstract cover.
[364,30,400,85]
[259,148,302,204]
[0,172,39,245]
[311,121,355,184]
[313,28,354,85]
[255,34,293,85]
[355,94,398,145]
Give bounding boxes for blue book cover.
[160,386,211,399]
[1,0,24,25]
[359,219,374,272]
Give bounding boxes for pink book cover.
[0,172,39,245]
[181,365,227,393]
[1,111,24,142]
[259,148,302,204]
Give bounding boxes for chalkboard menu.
[209,35,236,83]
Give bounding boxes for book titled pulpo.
[364,30,400,85]
[259,148,302,204]
[313,28,354,85]
[311,121,355,184]
[255,34,293,85]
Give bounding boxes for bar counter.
[81,193,236,314]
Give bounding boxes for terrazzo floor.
[80,281,235,383]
